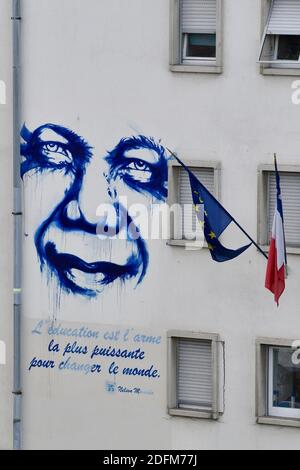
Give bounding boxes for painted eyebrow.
[105,135,166,164]
[123,148,161,164]
[35,125,78,144]
[38,128,69,144]
[123,136,164,155]
[35,125,93,156]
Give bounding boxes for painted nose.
[64,157,118,233]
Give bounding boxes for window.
[168,331,222,419]
[178,166,214,241]
[167,160,220,246]
[181,0,217,62]
[257,165,300,252]
[259,0,300,75]
[269,346,300,418]
[170,0,222,73]
[256,338,300,427]
[182,33,216,60]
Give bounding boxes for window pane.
[259,34,276,62]
[277,35,300,61]
[272,347,300,409]
[186,33,216,58]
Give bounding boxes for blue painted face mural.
[21,124,168,297]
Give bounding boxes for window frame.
[260,0,300,76]
[167,330,221,420]
[257,164,300,255]
[169,0,223,74]
[182,32,217,63]
[268,346,300,419]
[256,337,300,428]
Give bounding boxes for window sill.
[261,66,300,77]
[259,245,300,255]
[169,408,218,420]
[170,64,222,74]
[167,239,206,249]
[257,416,300,428]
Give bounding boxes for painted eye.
[122,159,152,183]
[41,142,73,165]
[45,143,60,152]
[129,160,148,171]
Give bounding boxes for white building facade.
[1,0,300,450]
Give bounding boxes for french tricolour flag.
[265,157,286,305]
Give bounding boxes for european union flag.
[166,147,268,263]
[188,171,251,262]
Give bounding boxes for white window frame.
[268,346,300,419]
[257,164,300,255]
[169,0,223,74]
[256,337,300,428]
[167,158,220,247]
[260,0,300,76]
[182,32,217,64]
[167,330,222,420]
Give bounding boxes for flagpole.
[166,147,269,261]
[274,153,288,276]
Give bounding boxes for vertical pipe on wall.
[12,0,21,450]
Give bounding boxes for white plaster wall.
[0,0,13,450]
[20,0,300,449]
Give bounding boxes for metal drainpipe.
[12,0,22,450]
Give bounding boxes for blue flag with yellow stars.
[189,171,252,262]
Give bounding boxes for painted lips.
[44,241,142,296]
